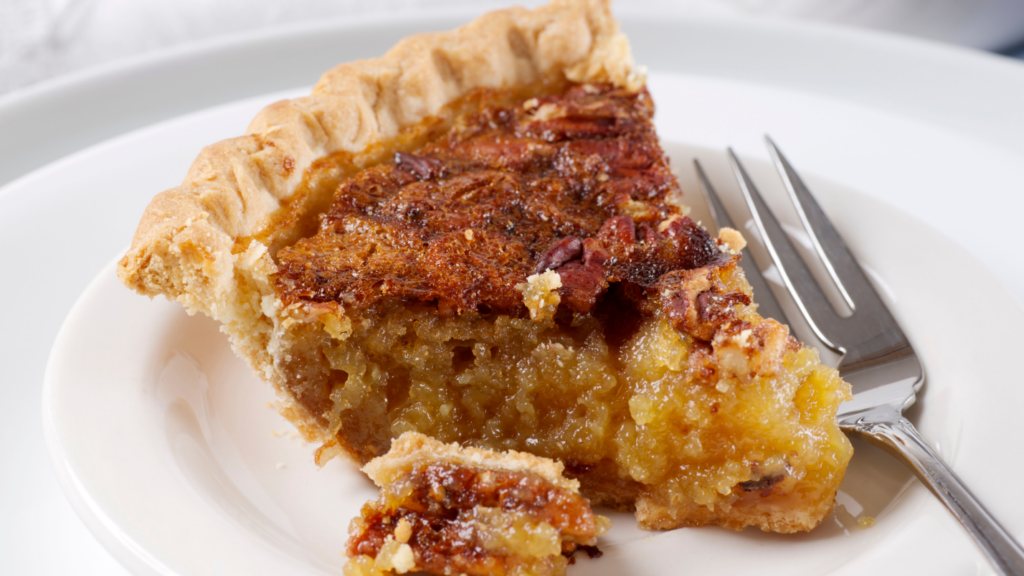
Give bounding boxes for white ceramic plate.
[5,10,1024,576]
[41,70,1024,575]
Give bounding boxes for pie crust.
[118,0,853,535]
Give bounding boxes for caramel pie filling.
[270,82,853,532]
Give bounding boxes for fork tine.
[727,148,845,353]
[761,138,912,371]
[765,136,860,311]
[693,159,789,325]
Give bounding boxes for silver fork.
[693,138,1024,576]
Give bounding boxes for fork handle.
[842,406,1024,576]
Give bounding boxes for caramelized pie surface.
[274,84,723,317]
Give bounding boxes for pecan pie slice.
[118,0,853,534]
[345,432,608,576]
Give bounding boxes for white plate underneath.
[43,72,1024,576]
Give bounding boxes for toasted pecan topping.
[535,236,583,274]
[659,268,752,342]
[274,83,730,317]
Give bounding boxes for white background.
[3,2,1024,575]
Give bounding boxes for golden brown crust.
[364,432,579,493]
[116,0,640,457]
[635,492,838,533]
[118,0,637,306]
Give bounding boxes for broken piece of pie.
[345,432,608,576]
[118,0,853,534]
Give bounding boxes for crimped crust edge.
[115,0,640,465]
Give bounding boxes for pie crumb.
[718,227,747,253]
[518,270,562,322]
